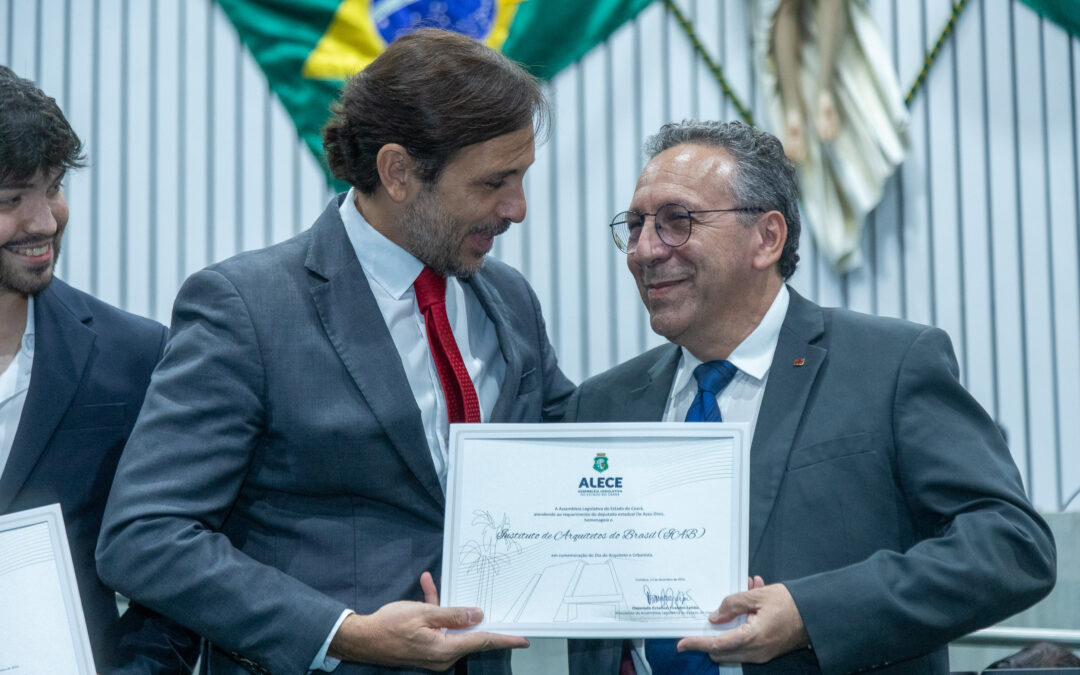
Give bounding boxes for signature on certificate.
[642,585,698,613]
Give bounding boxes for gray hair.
[643,120,800,279]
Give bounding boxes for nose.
[497,183,527,223]
[26,195,60,236]
[629,215,670,264]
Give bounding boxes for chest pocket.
[787,432,874,471]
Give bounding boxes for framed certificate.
[0,503,96,674]
[441,422,750,638]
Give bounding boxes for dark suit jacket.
[565,288,1055,675]
[0,278,196,673]
[97,197,575,675]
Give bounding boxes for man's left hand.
[677,580,809,664]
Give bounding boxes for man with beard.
[97,29,574,675]
[0,66,196,672]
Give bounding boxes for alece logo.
[593,453,609,473]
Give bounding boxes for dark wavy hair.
[323,28,549,195]
[0,65,85,184]
[644,120,801,279]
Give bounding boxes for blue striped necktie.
[645,359,738,674]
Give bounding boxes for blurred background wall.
[3,0,1075,514]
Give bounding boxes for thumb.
[429,606,484,629]
[420,571,440,605]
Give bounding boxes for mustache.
[471,220,511,238]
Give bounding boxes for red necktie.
[413,267,482,424]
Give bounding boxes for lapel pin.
[793,358,806,367]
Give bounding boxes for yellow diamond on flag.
[303,0,522,81]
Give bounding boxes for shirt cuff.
[309,609,354,672]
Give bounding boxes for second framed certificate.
[441,422,750,638]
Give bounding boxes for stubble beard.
[0,234,62,296]
[402,186,508,279]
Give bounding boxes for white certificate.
[442,423,750,638]
[0,503,97,674]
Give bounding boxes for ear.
[375,143,416,203]
[751,210,787,271]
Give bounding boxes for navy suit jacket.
[0,278,196,673]
[97,197,575,675]
[565,288,1055,675]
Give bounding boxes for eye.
[485,179,506,190]
[0,194,21,207]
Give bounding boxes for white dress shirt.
[310,192,507,672]
[339,189,505,491]
[663,285,790,445]
[0,297,35,481]
[634,286,789,675]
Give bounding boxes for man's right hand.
[327,572,529,671]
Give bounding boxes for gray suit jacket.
[565,289,1055,675]
[96,197,574,675]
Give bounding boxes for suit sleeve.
[785,327,1056,673]
[96,269,348,675]
[100,314,201,675]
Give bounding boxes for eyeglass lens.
[611,204,694,252]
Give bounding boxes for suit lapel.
[305,199,445,508]
[633,345,681,420]
[0,282,95,511]
[748,288,826,561]
[464,272,522,422]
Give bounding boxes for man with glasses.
[566,120,1054,674]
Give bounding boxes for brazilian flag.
[217,0,655,172]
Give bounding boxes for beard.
[401,185,509,279]
[0,233,62,296]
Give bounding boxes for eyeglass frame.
[608,203,766,253]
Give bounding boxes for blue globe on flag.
[303,0,520,81]
[372,0,497,44]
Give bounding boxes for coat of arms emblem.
[593,453,609,473]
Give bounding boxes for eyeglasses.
[609,203,764,253]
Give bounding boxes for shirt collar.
[0,297,34,402]
[339,188,425,298]
[677,284,789,384]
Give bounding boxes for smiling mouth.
[3,240,53,259]
[645,277,685,290]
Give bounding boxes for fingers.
[420,571,439,605]
[678,624,750,658]
[450,630,530,653]
[710,589,758,624]
[678,635,719,654]
[751,575,766,590]
[425,604,485,630]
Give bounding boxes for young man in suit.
[0,65,195,673]
[97,29,575,675]
[566,120,1055,674]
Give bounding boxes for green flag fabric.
[1019,0,1080,38]
[216,0,655,175]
